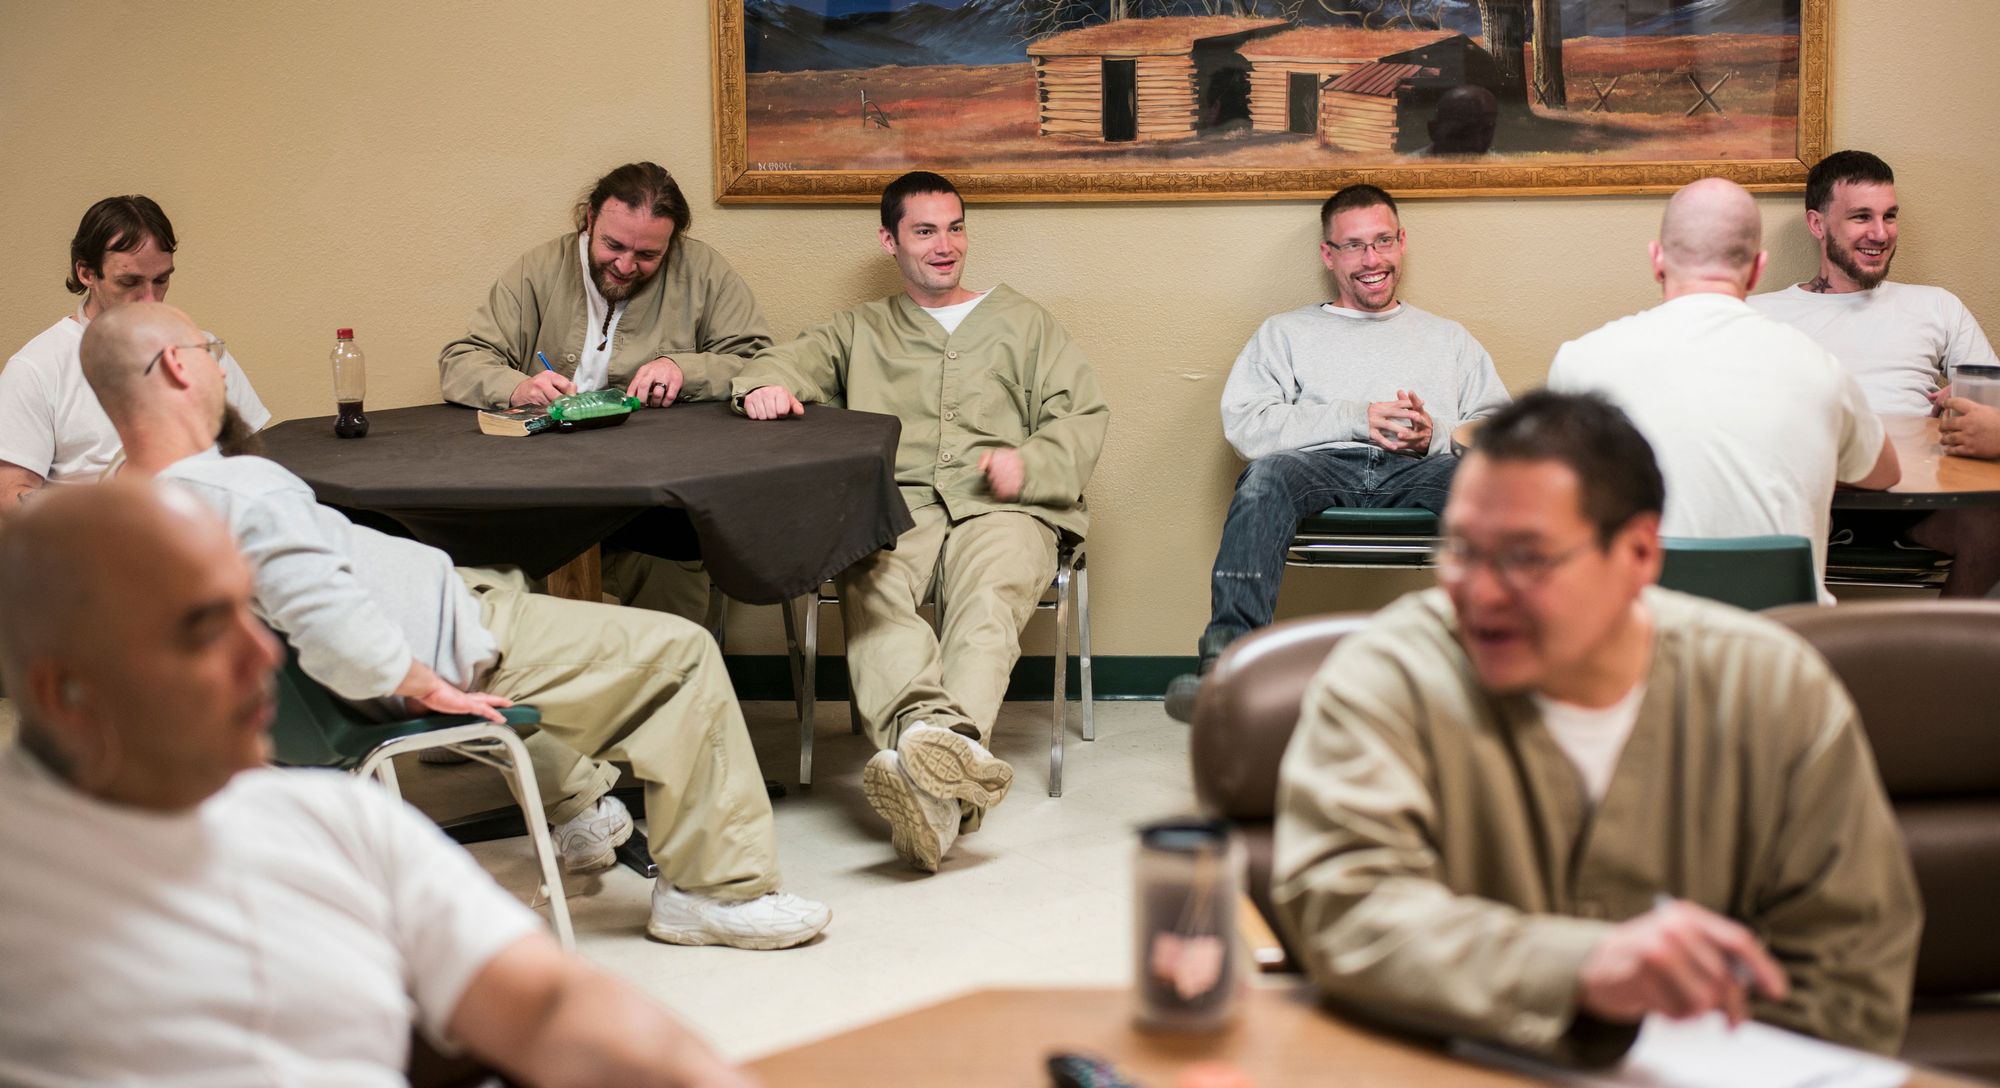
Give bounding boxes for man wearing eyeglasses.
[1548,177,1899,603]
[1272,391,1919,1064]
[0,195,269,510]
[1165,183,1509,721]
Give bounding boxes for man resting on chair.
[0,480,756,1086]
[79,301,828,952]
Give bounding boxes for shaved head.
[1657,178,1762,282]
[0,479,278,808]
[78,300,200,416]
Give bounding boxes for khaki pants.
[601,550,725,635]
[461,569,780,900]
[837,505,1057,753]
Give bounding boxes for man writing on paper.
[439,161,773,621]
[1273,392,1920,1064]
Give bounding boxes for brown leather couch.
[1769,599,2000,1081]
[1192,603,2000,1080]
[1189,613,1368,965]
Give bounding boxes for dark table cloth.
[256,402,912,604]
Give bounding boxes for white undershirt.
[921,289,991,334]
[573,233,626,393]
[1531,682,1648,805]
[1320,301,1403,320]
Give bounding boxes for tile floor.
[443,698,1194,1061]
[0,694,1194,1063]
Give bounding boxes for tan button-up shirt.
[1273,587,1921,1064]
[439,233,771,409]
[730,285,1109,540]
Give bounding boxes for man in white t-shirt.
[1550,178,1899,602]
[0,480,753,1088]
[0,195,270,509]
[1750,150,2000,596]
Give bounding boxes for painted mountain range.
[744,0,1799,73]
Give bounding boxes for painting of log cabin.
[716,0,1822,201]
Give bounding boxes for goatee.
[217,404,263,457]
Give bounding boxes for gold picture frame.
[712,0,1827,203]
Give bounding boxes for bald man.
[77,301,830,951]
[0,481,755,1086]
[1546,178,1898,601]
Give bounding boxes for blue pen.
[536,351,555,372]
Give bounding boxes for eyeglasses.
[1432,535,1595,593]
[1326,234,1401,256]
[143,339,224,376]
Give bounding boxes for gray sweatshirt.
[161,450,497,705]
[1220,303,1510,461]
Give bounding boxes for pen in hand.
[537,351,555,372]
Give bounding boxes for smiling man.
[733,170,1108,873]
[439,162,774,621]
[1165,184,1508,721]
[1751,150,2000,597]
[0,195,269,509]
[1271,391,1919,1065]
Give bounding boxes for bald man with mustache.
[1548,176,1899,602]
[0,481,755,1087]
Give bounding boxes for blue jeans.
[1198,447,1458,659]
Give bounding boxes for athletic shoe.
[551,795,634,874]
[1164,673,1203,723]
[897,722,1012,811]
[646,883,831,950]
[862,749,958,872]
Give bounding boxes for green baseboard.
[722,654,1197,701]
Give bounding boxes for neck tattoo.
[1804,274,1833,293]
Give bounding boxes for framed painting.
[712,0,1827,202]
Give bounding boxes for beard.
[216,404,262,457]
[588,247,661,303]
[1828,234,1893,290]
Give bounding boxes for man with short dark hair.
[0,195,269,508]
[734,171,1109,873]
[1165,184,1509,720]
[1273,390,1920,1064]
[1550,178,1899,601]
[439,161,774,619]
[0,479,757,1086]
[1751,149,2000,597]
[83,301,830,951]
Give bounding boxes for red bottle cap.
[336,328,354,339]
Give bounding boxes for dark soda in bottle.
[331,328,369,438]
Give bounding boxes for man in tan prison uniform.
[1273,390,1920,1065]
[85,301,830,951]
[735,171,1109,873]
[439,161,773,625]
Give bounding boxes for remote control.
[1047,1051,1144,1088]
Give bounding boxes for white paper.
[1456,1013,1911,1088]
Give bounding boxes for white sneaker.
[898,722,1013,811]
[551,795,634,874]
[646,883,831,950]
[862,749,959,872]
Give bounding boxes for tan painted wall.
[2,2,1995,660]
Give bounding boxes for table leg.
[546,545,603,601]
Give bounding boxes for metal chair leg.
[1077,558,1095,742]
[495,729,576,951]
[782,596,814,786]
[702,581,727,649]
[1049,562,1071,798]
[373,756,402,799]
[803,589,821,783]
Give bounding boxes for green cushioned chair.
[1287,507,1442,568]
[1659,535,1818,611]
[269,645,574,949]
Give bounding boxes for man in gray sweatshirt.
[79,301,830,952]
[1167,185,1509,720]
